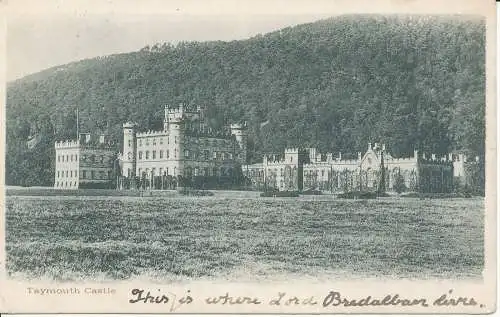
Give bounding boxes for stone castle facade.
[54,104,481,193]
[117,104,247,189]
[54,134,115,189]
[243,143,476,194]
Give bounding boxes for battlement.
[123,122,138,129]
[55,140,80,149]
[229,122,247,130]
[285,148,300,153]
[136,130,168,138]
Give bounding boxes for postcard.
[0,0,496,314]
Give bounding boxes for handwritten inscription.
[127,288,484,311]
[128,288,193,312]
[205,293,261,305]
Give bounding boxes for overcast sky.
[6,14,332,81]
[5,0,491,81]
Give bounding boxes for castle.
[117,104,247,190]
[54,104,482,193]
[54,134,115,189]
[242,143,476,193]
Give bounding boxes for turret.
[122,122,137,180]
[230,123,247,164]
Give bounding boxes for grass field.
[5,195,484,282]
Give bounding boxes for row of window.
[57,170,78,178]
[57,154,78,163]
[56,170,112,180]
[135,149,234,161]
[135,166,228,178]
[57,153,109,164]
[55,181,78,188]
[128,137,229,148]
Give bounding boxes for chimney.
[338,152,342,161]
[358,152,362,160]
[431,154,436,160]
[414,149,419,158]
[85,134,91,143]
[99,135,105,144]
[448,153,453,161]
[382,144,386,151]
[374,142,379,150]
[368,143,372,150]
[475,156,479,162]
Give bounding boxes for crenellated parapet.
[55,140,80,149]
[136,130,169,138]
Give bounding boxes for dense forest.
[6,15,485,186]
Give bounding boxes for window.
[58,155,60,162]
[82,170,87,179]
[75,154,78,161]
[174,149,177,158]
[184,150,189,158]
[91,171,95,179]
[168,137,170,144]
[65,171,68,177]
[138,168,142,176]
[100,156,104,163]
[167,150,170,158]
[139,139,142,147]
[100,171,105,179]
[70,171,73,177]
[159,150,164,158]
[66,155,69,162]
[174,136,177,144]
[204,150,209,160]
[61,155,64,162]
[159,168,163,176]
[57,171,60,178]
[152,168,156,176]
[152,151,156,159]
[127,152,131,160]
[139,151,143,160]
[213,151,217,159]
[128,140,131,147]
[160,138,164,145]
[321,170,325,177]
[153,138,156,145]
[146,139,149,146]
[75,170,78,178]
[146,151,150,159]
[166,167,169,175]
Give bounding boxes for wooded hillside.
[6,15,485,186]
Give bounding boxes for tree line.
[6,15,485,186]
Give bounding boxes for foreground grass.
[5,196,484,281]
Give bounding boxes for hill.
[6,15,485,186]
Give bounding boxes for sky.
[5,0,491,81]
[6,13,331,81]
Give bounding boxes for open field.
[5,195,484,282]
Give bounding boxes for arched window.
[138,151,143,160]
[145,151,150,159]
[159,150,164,158]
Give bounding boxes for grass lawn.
[5,195,484,282]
